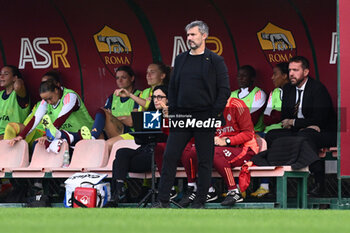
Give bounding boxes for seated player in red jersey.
[213,97,259,206]
[177,97,259,207]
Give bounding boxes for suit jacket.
[281,77,336,132]
[168,48,230,116]
[251,136,319,170]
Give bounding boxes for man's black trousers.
[157,128,215,203]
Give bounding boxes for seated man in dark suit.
[265,56,337,196]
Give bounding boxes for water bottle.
[62,150,70,168]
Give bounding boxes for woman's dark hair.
[153,85,168,97]
[152,61,171,86]
[39,79,60,94]
[239,65,256,79]
[116,65,135,78]
[4,65,22,79]
[275,62,289,75]
[43,70,62,84]
[116,65,136,85]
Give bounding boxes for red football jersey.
[216,98,259,153]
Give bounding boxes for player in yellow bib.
[4,71,62,150]
[250,62,290,198]
[0,65,30,193]
[44,63,170,153]
[44,66,141,153]
[9,76,93,153]
[263,62,290,134]
[231,65,267,134]
[125,62,170,112]
[0,65,30,139]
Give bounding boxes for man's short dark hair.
[289,56,310,70]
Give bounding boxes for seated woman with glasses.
[127,62,170,112]
[104,85,169,207]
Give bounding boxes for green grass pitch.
[1,208,350,233]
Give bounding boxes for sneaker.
[41,114,51,128]
[47,139,64,154]
[115,182,127,203]
[33,182,44,195]
[308,183,325,197]
[104,182,126,207]
[151,200,170,208]
[250,187,269,198]
[179,186,196,207]
[170,187,178,200]
[103,200,118,208]
[41,114,57,141]
[42,115,57,141]
[206,189,218,202]
[221,190,243,206]
[80,126,92,140]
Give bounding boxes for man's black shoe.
[179,186,196,207]
[151,200,170,208]
[308,183,325,197]
[103,200,118,208]
[190,198,205,209]
[221,190,243,206]
[103,181,127,207]
[190,202,205,209]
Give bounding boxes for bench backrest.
[0,140,29,168]
[107,140,140,167]
[68,139,109,168]
[29,141,69,168]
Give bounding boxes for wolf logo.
[261,32,293,52]
[97,35,129,54]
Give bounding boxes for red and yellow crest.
[257,23,297,67]
[93,25,133,76]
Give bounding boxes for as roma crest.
[257,22,297,67]
[93,25,133,77]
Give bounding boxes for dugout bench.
[128,166,309,209]
[1,140,338,209]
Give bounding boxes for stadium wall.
[1,0,345,173]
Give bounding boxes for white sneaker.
[206,189,218,202]
[221,190,243,206]
[47,139,64,154]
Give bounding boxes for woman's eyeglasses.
[152,95,167,100]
